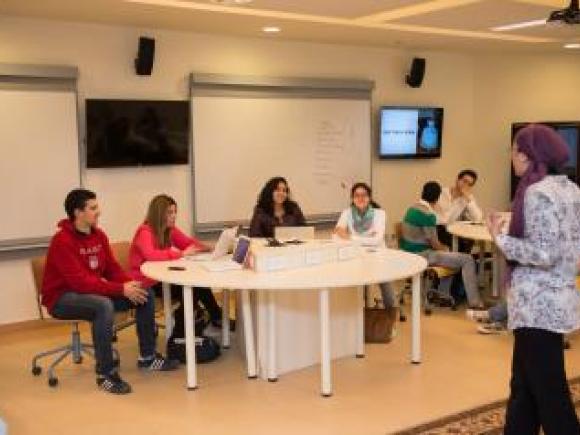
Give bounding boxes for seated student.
[334,182,396,311]
[400,181,485,309]
[249,176,306,238]
[42,189,178,395]
[434,169,483,252]
[128,194,225,346]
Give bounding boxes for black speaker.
[406,57,426,88]
[135,37,155,76]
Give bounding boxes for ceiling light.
[262,26,281,33]
[491,19,547,32]
[564,42,580,48]
[210,0,253,5]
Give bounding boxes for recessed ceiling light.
[210,0,253,5]
[491,19,547,32]
[564,42,580,49]
[262,26,281,33]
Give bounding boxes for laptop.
[200,236,251,272]
[186,226,238,262]
[274,225,315,242]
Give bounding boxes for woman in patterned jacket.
[487,124,580,434]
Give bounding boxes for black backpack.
[167,335,221,364]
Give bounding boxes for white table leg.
[320,288,332,397]
[162,282,173,344]
[451,234,458,252]
[267,291,277,382]
[411,273,421,364]
[492,245,500,298]
[241,289,257,379]
[221,289,230,349]
[183,285,197,390]
[356,286,365,358]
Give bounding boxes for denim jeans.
[489,300,508,324]
[422,250,483,308]
[51,289,156,376]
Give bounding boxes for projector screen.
[190,76,372,230]
[379,106,443,159]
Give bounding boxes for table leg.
[320,288,332,397]
[162,282,172,344]
[241,289,257,379]
[451,234,458,252]
[356,286,365,358]
[411,273,421,364]
[183,285,198,390]
[267,291,277,382]
[492,245,499,298]
[222,289,230,349]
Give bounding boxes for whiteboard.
[0,88,79,247]
[192,96,371,228]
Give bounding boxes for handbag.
[364,295,397,344]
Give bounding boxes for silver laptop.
[186,226,238,262]
[274,225,315,241]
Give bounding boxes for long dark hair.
[256,176,297,216]
[350,182,380,209]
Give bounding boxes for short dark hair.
[64,188,96,220]
[457,169,478,183]
[421,181,442,204]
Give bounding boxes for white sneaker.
[466,308,489,323]
[477,322,507,335]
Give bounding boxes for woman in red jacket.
[129,194,224,345]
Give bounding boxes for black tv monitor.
[378,106,444,159]
[511,122,579,198]
[86,99,190,168]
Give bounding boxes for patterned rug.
[394,377,580,434]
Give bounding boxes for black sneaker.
[96,372,132,395]
[137,353,179,371]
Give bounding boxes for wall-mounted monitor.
[86,99,190,168]
[378,106,444,159]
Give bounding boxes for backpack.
[167,335,221,364]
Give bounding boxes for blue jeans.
[51,289,156,376]
[489,300,508,324]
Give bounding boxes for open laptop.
[200,236,251,272]
[186,226,238,262]
[274,225,315,242]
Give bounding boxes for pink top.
[128,223,206,288]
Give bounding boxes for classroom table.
[141,247,427,397]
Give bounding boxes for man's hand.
[123,281,148,305]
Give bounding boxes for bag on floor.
[167,335,221,364]
[364,298,397,343]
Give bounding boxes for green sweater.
[400,205,437,253]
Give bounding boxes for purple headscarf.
[509,124,570,239]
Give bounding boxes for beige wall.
[0,15,578,324]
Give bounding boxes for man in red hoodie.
[43,189,178,394]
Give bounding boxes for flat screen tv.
[511,122,579,198]
[86,99,190,168]
[378,106,444,159]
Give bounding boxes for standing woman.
[249,176,306,237]
[487,124,580,434]
[335,182,396,313]
[129,194,224,341]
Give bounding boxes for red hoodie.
[41,219,129,312]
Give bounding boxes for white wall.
[0,15,578,324]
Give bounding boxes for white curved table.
[446,221,499,297]
[142,247,427,396]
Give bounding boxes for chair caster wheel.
[424,309,432,316]
[73,356,83,364]
[399,314,407,322]
[48,377,58,387]
[32,366,42,376]
[564,340,571,350]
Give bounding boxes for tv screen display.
[86,99,190,168]
[379,106,443,159]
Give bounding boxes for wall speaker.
[135,37,155,76]
[406,57,426,88]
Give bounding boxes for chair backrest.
[110,241,131,271]
[394,222,403,246]
[30,255,47,319]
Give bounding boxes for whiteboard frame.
[189,73,374,233]
[0,64,80,251]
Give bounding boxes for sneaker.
[96,372,132,395]
[477,322,507,335]
[466,308,490,323]
[137,352,180,371]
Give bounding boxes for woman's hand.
[182,245,201,256]
[486,212,506,239]
[334,227,350,240]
